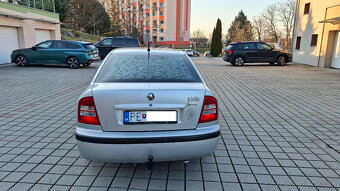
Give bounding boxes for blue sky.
[191,0,284,36]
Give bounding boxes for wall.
[292,0,340,67]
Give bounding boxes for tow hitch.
[146,155,154,170]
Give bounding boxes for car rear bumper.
[76,125,220,163]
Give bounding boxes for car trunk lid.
[92,83,205,132]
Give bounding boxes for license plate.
[123,111,177,124]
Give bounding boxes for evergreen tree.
[55,0,69,22]
[210,19,222,57]
[226,10,254,44]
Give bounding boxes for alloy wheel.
[67,57,79,69]
[16,56,27,67]
[235,57,244,66]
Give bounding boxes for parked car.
[223,41,292,66]
[11,40,99,69]
[204,51,211,57]
[184,49,195,57]
[95,36,140,59]
[76,48,220,163]
[193,50,201,57]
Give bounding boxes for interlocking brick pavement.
[0,57,339,190]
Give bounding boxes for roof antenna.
[147,41,151,52]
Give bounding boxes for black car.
[95,37,140,59]
[223,41,292,66]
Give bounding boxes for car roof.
[111,48,187,56]
[105,36,138,39]
[230,41,261,44]
[47,40,92,44]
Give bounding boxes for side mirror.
[32,46,37,50]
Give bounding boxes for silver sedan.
[76,48,220,163]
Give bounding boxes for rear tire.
[15,55,28,67]
[234,56,244,66]
[277,56,286,66]
[67,57,80,69]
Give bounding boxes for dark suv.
[95,37,140,59]
[223,41,292,66]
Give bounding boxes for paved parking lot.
[0,57,339,191]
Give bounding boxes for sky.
[191,0,283,37]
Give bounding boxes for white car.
[76,48,220,163]
[184,49,195,56]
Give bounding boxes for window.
[115,38,125,47]
[95,54,202,83]
[37,41,52,49]
[227,44,243,50]
[67,43,82,49]
[257,43,272,50]
[243,43,256,50]
[146,13,150,17]
[100,38,112,46]
[304,3,310,14]
[146,30,150,33]
[311,34,318,46]
[160,29,164,33]
[160,3,164,7]
[146,21,150,25]
[126,39,139,47]
[160,20,164,25]
[160,12,164,16]
[296,36,301,50]
[159,37,164,41]
[51,41,67,49]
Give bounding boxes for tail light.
[226,50,233,54]
[199,96,218,123]
[78,97,100,125]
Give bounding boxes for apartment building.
[292,0,340,69]
[100,0,191,47]
[0,0,60,64]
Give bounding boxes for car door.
[256,42,275,62]
[243,43,258,62]
[96,38,112,57]
[29,41,53,64]
[49,41,67,64]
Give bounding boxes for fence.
[2,0,55,12]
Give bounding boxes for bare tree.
[191,29,208,47]
[252,16,265,41]
[278,0,296,49]
[262,4,281,42]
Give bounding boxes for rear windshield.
[84,44,96,49]
[95,53,202,83]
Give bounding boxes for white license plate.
[123,111,177,124]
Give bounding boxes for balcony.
[1,0,55,12]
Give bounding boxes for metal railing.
[2,0,55,12]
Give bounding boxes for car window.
[100,38,112,46]
[227,44,243,50]
[67,43,81,49]
[115,38,125,47]
[126,39,139,47]
[51,41,67,49]
[95,53,202,83]
[243,43,256,50]
[37,41,52,49]
[257,43,272,50]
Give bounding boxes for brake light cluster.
[78,97,100,125]
[226,50,233,54]
[199,96,218,123]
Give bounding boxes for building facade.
[101,0,191,47]
[292,0,340,69]
[0,0,61,64]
